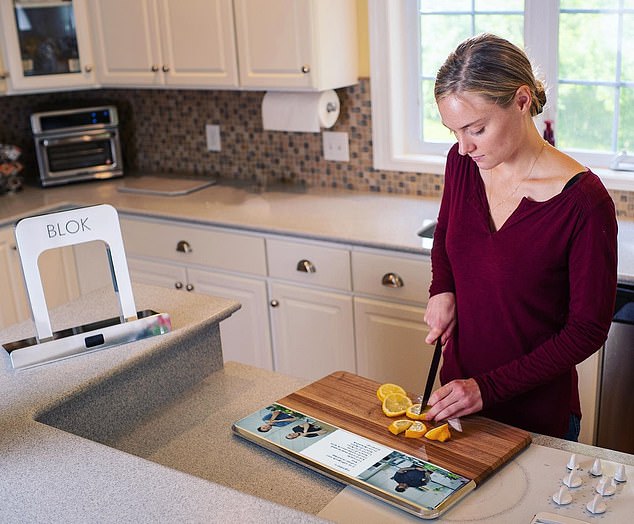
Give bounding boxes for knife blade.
[418,337,443,414]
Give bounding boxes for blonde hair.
[434,33,547,117]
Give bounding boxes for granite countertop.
[1,178,633,282]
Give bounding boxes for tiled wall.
[1,79,632,217]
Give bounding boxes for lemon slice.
[388,419,413,435]
[424,423,451,442]
[377,383,407,402]
[382,392,413,417]
[406,404,430,420]
[405,421,427,438]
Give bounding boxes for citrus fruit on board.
[406,404,430,420]
[388,419,413,435]
[381,392,413,417]
[405,421,428,438]
[376,383,407,402]
[425,423,451,442]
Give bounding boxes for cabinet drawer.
[120,218,267,276]
[267,238,351,291]
[352,251,430,304]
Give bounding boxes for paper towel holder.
[3,204,171,370]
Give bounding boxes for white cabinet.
[119,217,273,370]
[352,249,435,394]
[0,0,96,93]
[233,0,358,90]
[89,0,239,88]
[269,281,355,380]
[0,226,29,329]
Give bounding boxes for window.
[369,0,634,191]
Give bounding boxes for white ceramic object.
[590,458,603,476]
[586,494,607,514]
[552,486,572,505]
[595,477,616,496]
[615,464,628,483]
[563,469,582,488]
[566,453,578,470]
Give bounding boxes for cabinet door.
[188,268,273,370]
[156,0,238,87]
[233,0,313,89]
[269,281,355,381]
[0,228,29,329]
[354,297,440,396]
[0,0,96,92]
[127,256,187,290]
[90,0,162,86]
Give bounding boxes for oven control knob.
[566,453,578,470]
[615,464,628,483]
[586,494,607,514]
[590,458,603,476]
[552,486,572,505]
[595,476,616,496]
[562,469,582,488]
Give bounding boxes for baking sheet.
[117,176,216,196]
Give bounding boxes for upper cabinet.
[0,0,96,93]
[89,0,357,91]
[233,0,358,90]
[89,0,239,88]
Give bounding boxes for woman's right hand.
[424,292,456,345]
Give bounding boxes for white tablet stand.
[3,204,171,369]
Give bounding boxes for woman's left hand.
[424,378,483,422]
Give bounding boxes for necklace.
[487,141,546,213]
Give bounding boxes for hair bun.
[532,80,547,116]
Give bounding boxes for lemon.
[376,383,407,402]
[382,392,413,417]
[405,421,427,438]
[388,419,413,435]
[406,404,430,420]
[424,423,451,442]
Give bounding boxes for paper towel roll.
[261,90,340,132]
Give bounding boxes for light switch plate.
[206,124,221,151]
[323,131,349,162]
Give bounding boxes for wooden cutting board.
[278,371,531,485]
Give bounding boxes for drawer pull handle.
[186,283,194,292]
[176,240,192,253]
[162,65,170,73]
[382,272,404,288]
[270,299,279,307]
[175,281,184,290]
[297,259,316,273]
[151,64,159,72]
[301,65,310,74]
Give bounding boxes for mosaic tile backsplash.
[0,79,632,217]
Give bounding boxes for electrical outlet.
[323,131,349,162]
[206,124,221,152]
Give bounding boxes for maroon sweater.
[430,144,617,437]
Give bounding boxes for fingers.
[425,379,482,422]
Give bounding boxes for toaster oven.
[30,106,123,187]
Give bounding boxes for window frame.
[368,0,634,191]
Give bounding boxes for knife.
[418,337,443,414]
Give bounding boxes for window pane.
[474,0,523,11]
[557,84,614,152]
[559,12,618,82]
[619,88,634,152]
[561,0,620,8]
[624,14,634,82]
[421,79,447,142]
[473,15,523,47]
[420,16,472,77]
[420,0,472,13]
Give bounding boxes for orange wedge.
[424,423,451,442]
[406,404,430,420]
[388,419,413,435]
[405,421,427,438]
[381,392,413,417]
[377,383,407,402]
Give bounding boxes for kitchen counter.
[1,284,632,523]
[1,177,633,282]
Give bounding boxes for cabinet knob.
[84,64,93,73]
[0,71,8,80]
[176,240,192,253]
[381,272,404,288]
[296,259,316,273]
[270,299,279,308]
[162,65,170,73]
[175,281,184,290]
[301,65,310,74]
[151,65,159,72]
[186,283,194,292]
[10,244,17,250]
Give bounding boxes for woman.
[423,34,617,440]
